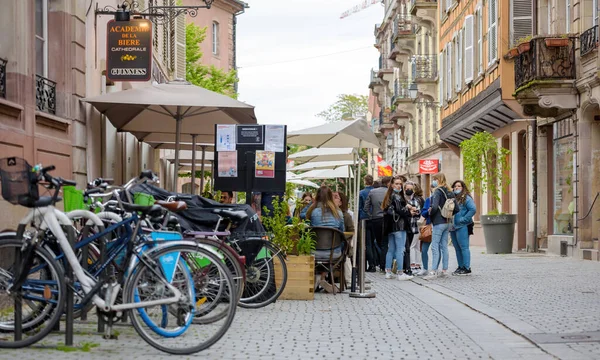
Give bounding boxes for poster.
[255,151,275,178]
[218,151,238,177]
[216,124,236,151]
[265,125,285,152]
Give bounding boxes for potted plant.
[516,36,532,54]
[384,107,392,114]
[545,35,569,47]
[264,197,316,300]
[460,131,516,254]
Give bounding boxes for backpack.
[439,189,455,219]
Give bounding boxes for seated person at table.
[333,191,354,234]
[220,191,233,204]
[294,192,313,219]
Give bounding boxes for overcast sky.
[236,0,382,131]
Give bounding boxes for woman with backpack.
[424,173,458,279]
[450,180,477,276]
[381,175,414,280]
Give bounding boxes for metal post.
[191,134,197,195]
[173,109,182,192]
[210,160,215,194]
[349,219,376,298]
[64,226,75,346]
[79,223,90,321]
[200,145,206,194]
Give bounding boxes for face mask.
[393,188,402,193]
[432,180,438,188]
[405,189,414,196]
[454,189,461,195]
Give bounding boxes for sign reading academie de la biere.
[106,19,152,82]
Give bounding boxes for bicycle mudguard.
[150,231,184,283]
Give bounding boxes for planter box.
[481,214,517,254]
[275,255,315,300]
[517,42,531,54]
[545,38,569,47]
[505,48,519,59]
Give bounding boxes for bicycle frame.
[18,206,184,312]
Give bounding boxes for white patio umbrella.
[287,119,380,291]
[82,79,257,192]
[295,166,354,179]
[288,147,356,162]
[287,179,319,188]
[289,160,361,172]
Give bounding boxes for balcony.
[393,15,417,40]
[513,36,577,117]
[36,75,56,115]
[581,26,598,56]
[412,55,437,81]
[409,0,438,16]
[0,58,6,99]
[393,80,412,104]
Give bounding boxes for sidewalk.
[1,245,599,359]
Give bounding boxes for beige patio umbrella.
[82,79,257,191]
[288,147,356,162]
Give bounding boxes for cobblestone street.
[1,245,599,360]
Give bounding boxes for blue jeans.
[450,226,471,269]
[385,231,406,270]
[431,223,450,271]
[421,241,441,271]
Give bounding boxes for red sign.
[419,159,439,174]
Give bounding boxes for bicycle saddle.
[122,203,163,217]
[155,200,187,212]
[212,209,248,221]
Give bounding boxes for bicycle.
[0,158,236,354]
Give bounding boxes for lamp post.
[370,158,375,176]
[409,82,418,100]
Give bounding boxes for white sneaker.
[397,273,414,281]
[416,269,428,276]
[439,270,448,277]
[385,272,394,279]
[423,271,438,280]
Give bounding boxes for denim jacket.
[310,207,345,233]
[421,196,432,225]
[453,195,476,229]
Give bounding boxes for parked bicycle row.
[0,157,287,355]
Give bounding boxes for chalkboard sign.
[236,125,264,145]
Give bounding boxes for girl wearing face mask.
[450,180,477,275]
[402,182,422,276]
[381,175,413,280]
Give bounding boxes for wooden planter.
[517,42,531,54]
[274,255,315,300]
[545,38,569,47]
[505,48,519,59]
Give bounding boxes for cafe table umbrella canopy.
[81,79,257,191]
[288,147,356,162]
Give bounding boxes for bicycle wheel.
[0,238,66,348]
[191,238,244,324]
[237,240,287,309]
[125,244,236,355]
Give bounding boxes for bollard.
[349,219,376,298]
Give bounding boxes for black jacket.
[384,193,411,234]
[430,187,458,225]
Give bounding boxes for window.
[446,43,452,100]
[464,15,474,84]
[439,51,444,104]
[511,0,533,46]
[35,0,48,76]
[478,7,483,74]
[553,118,574,235]
[212,21,219,55]
[595,0,599,27]
[488,0,498,66]
[566,0,570,33]
[455,33,461,93]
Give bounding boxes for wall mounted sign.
[236,125,264,145]
[106,19,152,82]
[418,159,439,174]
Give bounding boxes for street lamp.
[386,133,394,147]
[370,159,375,175]
[409,82,419,100]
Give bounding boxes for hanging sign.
[255,151,275,178]
[106,19,152,82]
[418,159,439,174]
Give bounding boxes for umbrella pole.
[173,111,182,192]
[191,134,197,195]
[200,145,206,195]
[210,160,215,194]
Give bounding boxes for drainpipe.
[531,119,538,252]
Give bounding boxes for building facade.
[370,0,460,198]
[509,0,599,259]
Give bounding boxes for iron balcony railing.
[394,79,411,100]
[379,109,384,126]
[581,25,598,56]
[379,55,383,70]
[412,55,438,80]
[514,37,576,90]
[410,0,437,10]
[0,58,6,99]
[36,74,56,115]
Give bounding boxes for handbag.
[419,223,432,243]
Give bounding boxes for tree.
[185,23,238,99]
[316,94,368,122]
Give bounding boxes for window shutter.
[478,8,483,74]
[488,0,498,65]
[464,15,474,83]
[446,0,452,13]
[456,31,462,92]
[439,51,444,104]
[566,0,570,33]
[511,0,532,46]
[447,43,452,100]
[595,0,599,26]
[176,14,186,79]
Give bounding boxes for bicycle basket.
[134,192,155,206]
[0,157,39,207]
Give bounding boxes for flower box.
[545,38,569,47]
